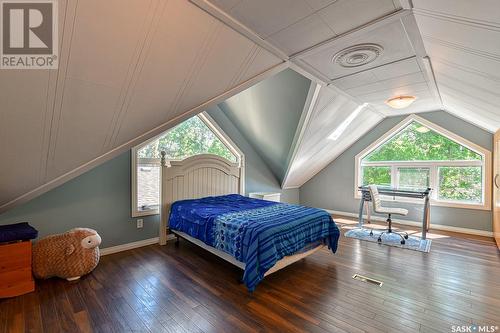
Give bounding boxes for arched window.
[355,115,491,210]
[132,112,244,217]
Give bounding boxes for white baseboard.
[98,211,492,256]
[325,209,493,237]
[100,234,176,256]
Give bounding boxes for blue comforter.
[169,194,340,291]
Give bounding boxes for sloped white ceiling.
[412,0,500,132]
[284,85,384,188]
[3,0,499,211]
[200,0,446,187]
[211,0,401,56]
[0,0,283,212]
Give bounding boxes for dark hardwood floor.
[1,217,500,333]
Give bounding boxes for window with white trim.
[132,112,243,217]
[355,115,491,210]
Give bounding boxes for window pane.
[138,116,237,162]
[438,167,482,203]
[362,166,391,187]
[364,121,482,162]
[397,167,429,190]
[137,163,160,211]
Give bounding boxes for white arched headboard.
[159,154,243,244]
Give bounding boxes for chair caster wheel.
[401,240,405,245]
[404,235,409,239]
[377,238,382,243]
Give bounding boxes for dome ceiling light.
[385,95,417,109]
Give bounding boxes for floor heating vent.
[352,274,383,287]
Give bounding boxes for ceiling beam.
[282,82,322,189]
[400,11,444,108]
[190,0,289,60]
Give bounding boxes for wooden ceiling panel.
[212,0,400,57]
[303,0,336,11]
[113,1,218,146]
[284,86,384,188]
[416,14,500,59]
[0,71,49,204]
[299,20,415,80]
[317,0,399,36]
[413,0,500,132]
[115,0,281,147]
[210,0,242,10]
[438,83,500,124]
[292,109,382,186]
[176,26,281,115]
[200,0,499,189]
[331,56,440,116]
[267,14,334,56]
[48,79,121,179]
[4,0,499,212]
[66,0,154,86]
[429,47,500,83]
[228,0,314,38]
[0,0,282,212]
[440,96,500,133]
[413,0,500,27]
[344,72,426,97]
[239,47,283,82]
[356,82,430,103]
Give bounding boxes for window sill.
[354,193,490,211]
[132,209,159,218]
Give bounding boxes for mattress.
[168,194,340,291]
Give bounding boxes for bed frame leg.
[175,235,180,247]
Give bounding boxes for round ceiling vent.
[332,44,384,68]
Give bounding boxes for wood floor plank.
[2,217,499,332]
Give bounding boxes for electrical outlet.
[137,219,143,229]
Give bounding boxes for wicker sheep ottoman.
[33,228,101,281]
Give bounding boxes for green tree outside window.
[361,121,483,203]
[138,116,237,162]
[365,122,481,162]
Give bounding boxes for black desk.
[358,186,432,240]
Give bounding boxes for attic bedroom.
[0,0,499,332]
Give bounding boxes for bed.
[159,154,340,291]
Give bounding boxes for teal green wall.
[0,151,159,248]
[208,106,284,194]
[300,111,493,232]
[219,69,310,183]
[0,109,298,247]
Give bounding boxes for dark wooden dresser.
[0,241,35,298]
